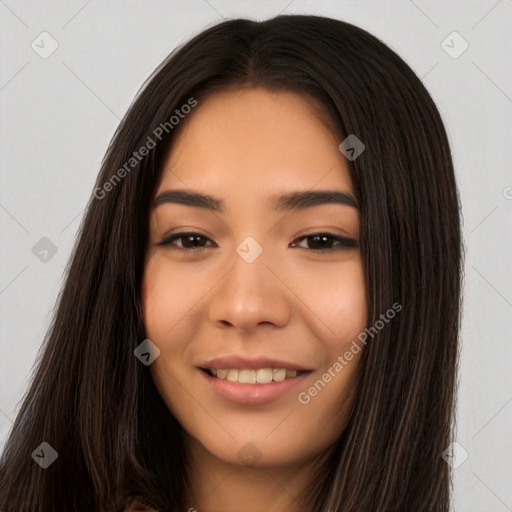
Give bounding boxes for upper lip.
[198,355,313,371]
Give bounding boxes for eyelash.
[156,231,358,254]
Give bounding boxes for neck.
[183,434,322,512]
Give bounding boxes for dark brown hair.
[0,14,463,512]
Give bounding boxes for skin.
[141,87,367,512]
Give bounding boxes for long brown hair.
[0,14,463,512]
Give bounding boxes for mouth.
[200,367,311,385]
[196,355,314,405]
[198,366,313,406]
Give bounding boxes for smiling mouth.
[200,368,310,385]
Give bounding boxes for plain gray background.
[1,1,511,510]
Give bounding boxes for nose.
[208,245,292,331]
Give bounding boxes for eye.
[290,233,358,253]
[156,232,216,252]
[156,231,358,254]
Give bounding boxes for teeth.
[272,368,286,382]
[286,369,297,379]
[256,368,273,384]
[238,369,256,384]
[216,369,228,379]
[226,369,238,382]
[207,367,300,384]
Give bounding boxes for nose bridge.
[207,235,291,329]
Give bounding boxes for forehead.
[157,87,353,197]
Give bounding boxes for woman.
[0,14,463,512]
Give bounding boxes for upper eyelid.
[157,231,357,247]
[157,231,217,246]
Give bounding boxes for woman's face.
[142,87,367,468]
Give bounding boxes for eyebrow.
[153,189,359,212]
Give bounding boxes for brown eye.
[157,232,216,251]
[290,233,358,253]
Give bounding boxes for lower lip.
[198,369,311,406]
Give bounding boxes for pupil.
[310,235,332,249]
[184,235,204,248]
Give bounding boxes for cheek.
[141,257,201,412]
[141,256,210,343]
[292,257,366,435]
[241,255,365,456]
[141,258,176,340]
[295,257,367,343]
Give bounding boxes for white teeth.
[238,369,256,384]
[272,368,286,382]
[226,369,239,382]
[256,368,273,384]
[216,369,228,379]
[207,367,300,384]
